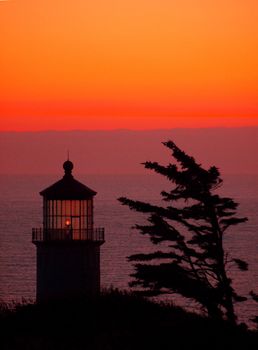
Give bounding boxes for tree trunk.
[208,201,237,325]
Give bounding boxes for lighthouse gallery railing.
[32,228,105,243]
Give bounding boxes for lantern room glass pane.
[80,200,84,216]
[88,201,92,216]
[51,200,54,216]
[65,201,71,216]
[56,216,62,229]
[48,201,52,217]
[44,198,94,232]
[57,200,62,214]
[71,200,80,216]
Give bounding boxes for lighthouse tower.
[32,160,105,302]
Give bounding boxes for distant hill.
[0,127,258,175]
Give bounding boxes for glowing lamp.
[65,219,71,227]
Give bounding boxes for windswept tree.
[118,141,248,324]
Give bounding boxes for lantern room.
[32,160,104,243]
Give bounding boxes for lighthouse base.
[35,242,101,303]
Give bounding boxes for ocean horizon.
[0,173,257,326]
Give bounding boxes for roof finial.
[63,150,73,176]
[63,160,74,176]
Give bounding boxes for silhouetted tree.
[119,141,248,324]
[250,291,258,328]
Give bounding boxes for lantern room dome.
[40,160,97,200]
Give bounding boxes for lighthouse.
[32,160,105,302]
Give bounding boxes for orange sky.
[1,0,258,131]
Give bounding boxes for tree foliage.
[118,141,248,324]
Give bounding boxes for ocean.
[0,173,257,326]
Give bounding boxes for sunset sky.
[1,0,258,131]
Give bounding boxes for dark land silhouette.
[1,290,258,350]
